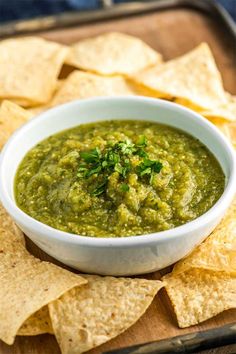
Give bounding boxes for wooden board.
[1,6,236,354]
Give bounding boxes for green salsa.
[15,120,225,237]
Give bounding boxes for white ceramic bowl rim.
[0,96,236,248]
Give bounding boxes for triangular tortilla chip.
[49,71,137,107]
[18,306,53,336]
[201,93,236,122]
[222,122,236,147]
[172,199,236,275]
[0,37,69,106]
[49,275,163,354]
[0,100,33,150]
[0,203,24,245]
[0,228,86,345]
[131,43,227,110]
[163,269,236,328]
[66,32,161,75]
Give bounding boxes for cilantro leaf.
[137,158,163,182]
[91,179,107,197]
[80,147,101,163]
[120,183,130,192]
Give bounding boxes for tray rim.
[0,0,235,39]
[0,1,235,353]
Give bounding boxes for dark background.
[0,0,235,23]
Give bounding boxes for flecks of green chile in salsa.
[14,120,225,237]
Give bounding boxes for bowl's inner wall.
[1,98,231,201]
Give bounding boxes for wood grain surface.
[1,7,236,354]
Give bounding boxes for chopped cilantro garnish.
[77,136,162,196]
[91,179,107,196]
[80,147,101,163]
[120,183,130,192]
[137,159,163,183]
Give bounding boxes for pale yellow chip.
[172,200,236,275]
[163,269,236,328]
[207,118,236,148]
[0,37,69,106]
[49,71,137,107]
[131,43,227,111]
[223,122,236,147]
[201,93,236,122]
[49,275,163,354]
[0,100,33,150]
[0,203,25,245]
[0,228,86,345]
[27,80,65,116]
[18,306,53,336]
[66,32,161,75]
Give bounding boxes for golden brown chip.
[0,100,33,150]
[49,71,137,107]
[172,200,236,275]
[66,32,161,75]
[0,228,86,345]
[18,306,53,336]
[131,43,227,111]
[0,203,25,245]
[49,275,163,354]
[0,37,69,106]
[163,269,236,328]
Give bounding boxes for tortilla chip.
[0,37,68,106]
[201,93,236,122]
[27,80,65,116]
[172,200,236,275]
[205,117,236,148]
[0,203,25,245]
[0,228,86,345]
[49,275,163,354]
[223,122,236,147]
[163,269,236,328]
[49,71,137,107]
[66,32,161,75]
[132,43,227,111]
[18,306,53,336]
[0,100,33,150]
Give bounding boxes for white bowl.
[0,97,235,275]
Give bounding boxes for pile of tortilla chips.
[0,204,163,353]
[163,200,236,327]
[0,31,235,353]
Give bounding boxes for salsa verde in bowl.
[15,120,225,238]
[0,97,235,275]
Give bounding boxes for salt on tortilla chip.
[0,100,32,150]
[49,71,137,107]
[0,203,25,245]
[163,269,236,328]
[66,32,161,75]
[131,43,227,111]
[172,200,236,275]
[0,37,68,106]
[0,228,86,345]
[49,275,163,354]
[18,306,53,336]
